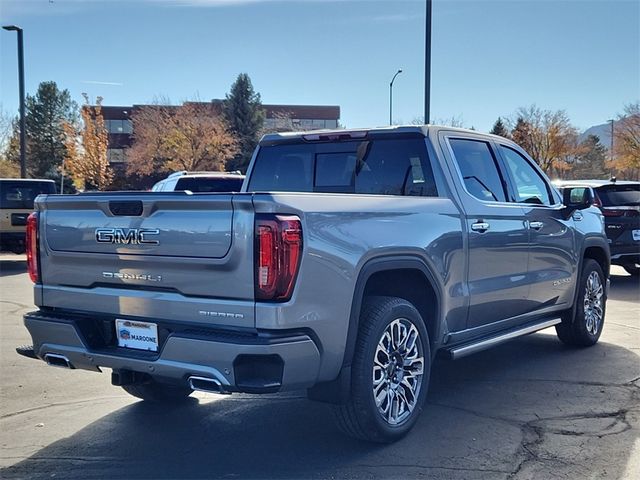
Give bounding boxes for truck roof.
[260,125,508,145]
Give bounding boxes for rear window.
[0,181,56,209]
[449,138,507,203]
[597,184,640,207]
[174,176,244,193]
[247,137,437,197]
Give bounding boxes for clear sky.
[1,0,638,132]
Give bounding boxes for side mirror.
[562,187,594,217]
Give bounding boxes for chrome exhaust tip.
[44,353,73,369]
[188,376,229,395]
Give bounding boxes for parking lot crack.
[0,396,126,420]
[428,401,520,426]
[347,463,512,474]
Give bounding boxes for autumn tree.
[62,94,113,190]
[571,135,607,179]
[508,106,579,175]
[610,102,640,177]
[490,117,509,137]
[0,105,13,154]
[25,81,78,178]
[0,115,20,178]
[223,74,265,172]
[127,102,237,176]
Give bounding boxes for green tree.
[490,117,509,137]
[25,81,78,178]
[572,135,607,179]
[223,73,265,172]
[510,116,532,148]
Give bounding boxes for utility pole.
[3,25,27,178]
[609,119,614,163]
[424,0,433,124]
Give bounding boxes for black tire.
[556,259,606,347]
[333,296,431,443]
[122,380,193,403]
[623,264,640,277]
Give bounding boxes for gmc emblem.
[95,228,160,245]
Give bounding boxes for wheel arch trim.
[342,255,444,369]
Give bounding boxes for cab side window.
[449,138,507,202]
[499,146,552,206]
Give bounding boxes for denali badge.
[95,228,160,245]
[103,272,163,282]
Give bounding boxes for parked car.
[555,179,639,276]
[151,171,245,193]
[0,178,56,254]
[18,126,609,442]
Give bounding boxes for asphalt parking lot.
[0,253,638,480]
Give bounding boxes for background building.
[101,101,341,166]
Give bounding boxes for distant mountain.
[580,122,614,150]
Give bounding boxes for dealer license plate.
[115,319,159,352]
[633,229,640,242]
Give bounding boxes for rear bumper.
[23,310,321,393]
[610,251,640,266]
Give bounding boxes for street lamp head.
[2,25,22,32]
[390,69,403,85]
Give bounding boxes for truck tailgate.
[36,192,256,327]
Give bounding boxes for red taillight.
[602,208,624,217]
[592,195,602,208]
[25,212,39,283]
[255,215,302,301]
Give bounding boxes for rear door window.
[448,138,507,202]
[248,137,438,197]
[0,181,56,209]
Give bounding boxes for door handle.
[471,221,490,233]
[529,221,544,231]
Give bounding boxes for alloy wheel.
[583,271,604,335]
[372,318,425,425]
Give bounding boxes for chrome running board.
[447,318,562,360]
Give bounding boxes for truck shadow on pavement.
[2,332,639,479]
[609,270,640,303]
[0,257,27,278]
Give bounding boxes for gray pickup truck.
[20,126,609,442]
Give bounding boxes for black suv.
[556,179,639,276]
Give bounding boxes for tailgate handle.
[109,201,143,216]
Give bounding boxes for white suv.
[151,171,245,193]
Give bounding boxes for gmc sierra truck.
[19,126,610,442]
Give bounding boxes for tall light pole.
[3,25,26,178]
[424,0,433,124]
[389,69,403,126]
